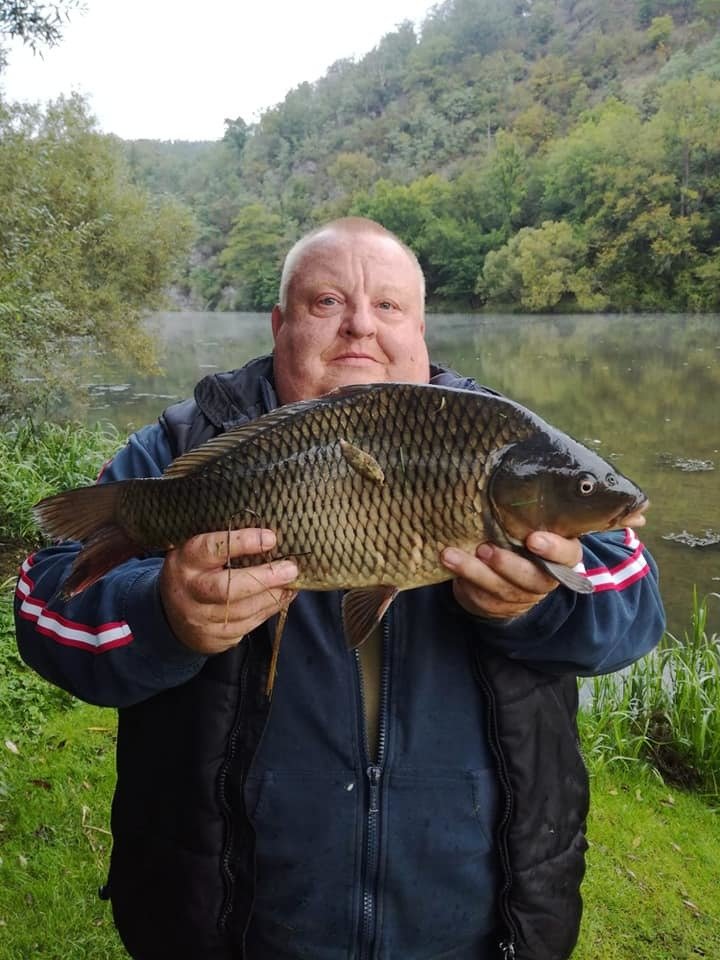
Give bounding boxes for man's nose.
[341,300,376,337]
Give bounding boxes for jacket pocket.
[244,769,360,960]
[381,768,500,959]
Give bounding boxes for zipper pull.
[367,764,382,813]
[499,940,516,959]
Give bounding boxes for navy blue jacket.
[15,357,665,960]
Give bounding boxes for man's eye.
[377,301,395,310]
[318,296,338,306]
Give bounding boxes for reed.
[580,589,720,801]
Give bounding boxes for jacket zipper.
[217,642,252,931]
[471,650,518,958]
[355,618,392,960]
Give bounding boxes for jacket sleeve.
[473,528,666,676]
[14,423,207,708]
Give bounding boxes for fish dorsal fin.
[343,586,399,650]
[162,398,321,478]
[339,439,385,485]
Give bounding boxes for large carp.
[34,382,647,654]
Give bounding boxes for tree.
[480,220,605,311]
[645,14,674,49]
[0,0,80,52]
[223,116,249,155]
[0,94,194,419]
[218,203,288,309]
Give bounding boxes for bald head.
[271,216,430,403]
[279,217,425,314]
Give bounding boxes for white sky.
[0,0,437,141]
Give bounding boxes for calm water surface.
[83,311,720,637]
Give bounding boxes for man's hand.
[159,528,298,654]
[441,532,583,620]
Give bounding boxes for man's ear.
[271,304,284,339]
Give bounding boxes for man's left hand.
[441,532,583,620]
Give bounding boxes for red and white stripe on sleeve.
[581,528,650,593]
[16,556,134,653]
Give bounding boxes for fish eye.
[577,473,597,497]
[606,473,617,486]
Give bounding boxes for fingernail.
[529,534,549,552]
[260,530,277,549]
[443,548,461,566]
[277,562,298,581]
[476,544,493,562]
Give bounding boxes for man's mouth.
[331,353,379,362]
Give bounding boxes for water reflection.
[80,311,720,637]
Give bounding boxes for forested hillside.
[124,0,720,312]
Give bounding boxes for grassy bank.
[1,698,718,959]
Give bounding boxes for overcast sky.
[0,0,437,141]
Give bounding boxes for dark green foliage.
[122,0,720,312]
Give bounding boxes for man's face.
[272,229,430,404]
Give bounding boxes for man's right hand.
[159,528,298,654]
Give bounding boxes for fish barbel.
[34,382,648,656]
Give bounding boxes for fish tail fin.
[33,483,140,597]
[34,483,124,542]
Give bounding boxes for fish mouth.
[612,495,650,529]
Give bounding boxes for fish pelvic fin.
[62,525,141,597]
[33,483,139,597]
[343,586,399,650]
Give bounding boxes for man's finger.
[442,545,551,598]
[524,532,583,568]
[205,588,298,628]
[206,561,299,607]
[180,528,278,568]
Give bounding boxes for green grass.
[575,766,720,960]
[0,420,120,544]
[0,704,124,960]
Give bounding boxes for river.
[81,310,720,638]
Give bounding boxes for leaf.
[4,740,19,755]
[682,899,701,918]
[632,836,642,848]
[29,778,51,790]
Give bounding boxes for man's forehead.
[292,232,416,285]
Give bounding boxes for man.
[16,218,665,960]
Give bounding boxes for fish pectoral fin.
[343,586,399,650]
[339,439,385,485]
[538,558,594,594]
